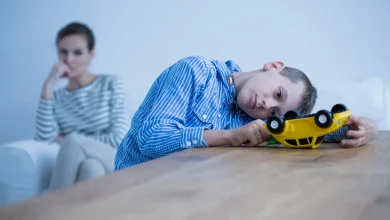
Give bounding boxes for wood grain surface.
[0,131,389,220]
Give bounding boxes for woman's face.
[57,34,93,78]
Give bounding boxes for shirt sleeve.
[84,76,130,148]
[136,56,209,159]
[34,98,59,143]
[324,126,350,143]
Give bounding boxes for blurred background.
[0,0,389,144]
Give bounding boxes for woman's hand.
[41,62,69,99]
[56,133,65,143]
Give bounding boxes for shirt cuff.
[324,126,350,143]
[182,127,208,148]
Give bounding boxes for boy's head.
[235,61,317,119]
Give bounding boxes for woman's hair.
[56,22,95,51]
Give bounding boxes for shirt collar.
[211,59,254,123]
[211,59,241,94]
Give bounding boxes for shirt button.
[202,114,207,119]
[192,140,198,145]
[217,113,221,118]
[186,141,191,147]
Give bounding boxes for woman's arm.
[85,76,130,148]
[34,85,59,143]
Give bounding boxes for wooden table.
[0,131,389,220]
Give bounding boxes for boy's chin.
[239,107,257,119]
[244,109,267,120]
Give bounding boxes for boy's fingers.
[347,129,365,138]
[345,121,353,126]
[258,127,270,142]
[345,116,363,130]
[349,115,362,125]
[254,130,262,144]
[261,131,270,142]
[341,138,362,148]
[245,135,257,147]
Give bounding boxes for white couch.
[0,76,389,207]
[0,140,59,206]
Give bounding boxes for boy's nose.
[260,98,276,110]
[260,99,269,110]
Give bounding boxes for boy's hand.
[340,115,378,148]
[228,119,270,146]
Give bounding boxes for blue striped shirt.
[114,56,348,170]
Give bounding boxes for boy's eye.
[271,109,276,115]
[276,89,282,99]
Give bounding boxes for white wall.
[0,0,389,144]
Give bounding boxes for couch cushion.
[0,146,39,206]
[0,140,59,206]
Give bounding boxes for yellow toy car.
[264,104,351,148]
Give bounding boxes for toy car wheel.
[284,110,300,120]
[331,104,348,114]
[267,116,284,134]
[314,110,333,128]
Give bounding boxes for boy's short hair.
[279,67,317,115]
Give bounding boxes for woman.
[34,22,129,190]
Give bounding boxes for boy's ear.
[263,61,285,71]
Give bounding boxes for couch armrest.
[0,140,60,206]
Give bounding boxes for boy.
[114,56,377,170]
